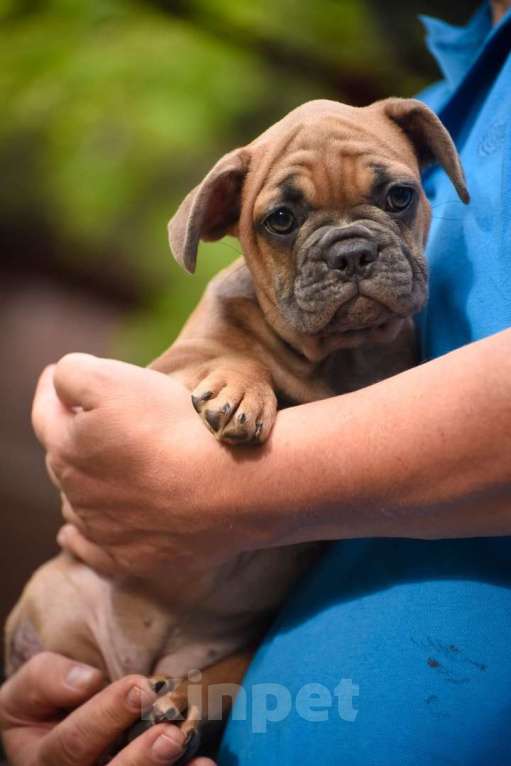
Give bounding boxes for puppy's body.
[7,260,415,677]
[6,98,468,751]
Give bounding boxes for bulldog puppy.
[6,98,468,759]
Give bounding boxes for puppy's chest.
[277,346,401,406]
[272,325,416,408]
[315,334,417,399]
[319,349,387,396]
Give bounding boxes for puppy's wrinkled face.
[247,118,429,352]
[169,99,468,360]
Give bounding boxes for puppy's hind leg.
[5,553,108,677]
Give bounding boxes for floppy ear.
[379,98,469,204]
[168,148,251,274]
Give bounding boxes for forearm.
[38,341,511,578]
[216,328,511,546]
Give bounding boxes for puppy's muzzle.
[322,224,378,281]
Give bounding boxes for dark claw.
[161,705,182,722]
[223,432,249,444]
[151,678,175,694]
[191,391,213,412]
[255,421,263,438]
[205,409,222,432]
[237,412,247,424]
[175,729,201,765]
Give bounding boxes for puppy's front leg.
[151,264,279,445]
[155,347,277,445]
[188,355,277,444]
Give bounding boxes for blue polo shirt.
[419,3,511,357]
[219,6,511,765]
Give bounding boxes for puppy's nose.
[326,238,378,279]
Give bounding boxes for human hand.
[0,652,215,765]
[31,353,265,583]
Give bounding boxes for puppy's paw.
[127,678,201,763]
[191,373,277,445]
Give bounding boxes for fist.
[31,353,234,581]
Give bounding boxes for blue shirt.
[219,6,511,764]
[418,3,511,356]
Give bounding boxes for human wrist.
[210,404,347,553]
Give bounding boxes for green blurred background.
[0,0,479,661]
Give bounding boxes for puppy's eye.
[385,185,415,213]
[264,207,297,236]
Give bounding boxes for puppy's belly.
[6,544,321,681]
[6,554,166,678]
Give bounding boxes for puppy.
[6,98,468,758]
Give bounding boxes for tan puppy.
[6,98,468,757]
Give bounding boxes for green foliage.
[120,237,242,365]
[0,0,432,361]
[1,1,269,284]
[194,0,389,72]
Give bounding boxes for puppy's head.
[169,99,468,360]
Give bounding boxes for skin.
[0,652,213,766]
[30,332,511,588]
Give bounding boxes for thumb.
[0,652,105,725]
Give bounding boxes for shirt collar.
[419,3,493,90]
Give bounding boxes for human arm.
[0,652,215,765]
[33,328,511,579]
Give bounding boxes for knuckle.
[118,675,154,715]
[100,674,142,710]
[55,353,107,396]
[56,352,94,376]
[119,673,146,698]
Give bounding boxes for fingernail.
[151,727,185,762]
[127,683,157,713]
[66,664,99,690]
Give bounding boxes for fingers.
[33,354,118,449]
[38,675,158,766]
[33,353,184,454]
[108,723,217,766]
[53,353,152,411]
[32,353,135,469]
[57,524,117,577]
[108,723,187,765]
[0,652,105,724]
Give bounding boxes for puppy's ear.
[379,98,469,204]
[168,148,250,273]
